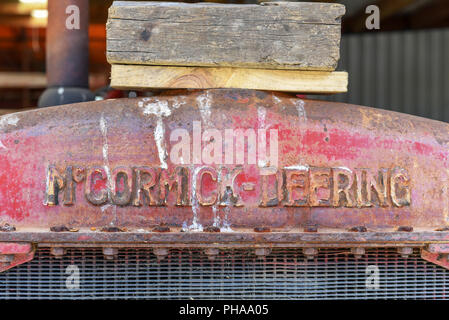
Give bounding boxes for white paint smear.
[184,166,203,232]
[0,114,19,130]
[140,99,172,169]
[197,92,212,125]
[284,164,309,171]
[100,114,113,207]
[293,99,307,122]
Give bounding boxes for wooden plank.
[0,72,46,88]
[110,64,348,93]
[107,1,345,71]
[0,108,35,116]
[0,72,107,89]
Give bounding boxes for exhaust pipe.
[38,0,94,107]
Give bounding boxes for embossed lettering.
[85,167,108,205]
[284,168,309,207]
[111,166,133,206]
[132,166,157,206]
[332,167,355,207]
[390,167,411,207]
[44,165,65,206]
[309,167,331,206]
[196,167,218,206]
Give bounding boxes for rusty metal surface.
[0,242,34,272]
[421,250,449,269]
[46,0,89,88]
[421,243,449,269]
[1,89,449,242]
[0,231,448,247]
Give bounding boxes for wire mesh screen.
[0,247,448,299]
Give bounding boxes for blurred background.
[0,0,448,121]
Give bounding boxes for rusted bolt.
[398,247,413,258]
[0,223,16,232]
[50,247,66,258]
[254,226,271,232]
[348,226,367,232]
[351,247,365,259]
[204,226,220,233]
[303,248,318,260]
[102,247,118,260]
[204,248,219,261]
[397,226,413,232]
[303,224,318,233]
[100,226,124,232]
[255,248,271,259]
[153,225,171,232]
[50,225,70,232]
[153,248,169,262]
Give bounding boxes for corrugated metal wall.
[313,28,449,123]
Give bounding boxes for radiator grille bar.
[0,248,448,299]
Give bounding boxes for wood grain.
[110,64,348,93]
[107,1,345,71]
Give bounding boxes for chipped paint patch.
[258,106,267,168]
[154,119,168,169]
[141,99,171,118]
[185,166,203,232]
[272,94,282,104]
[293,99,306,122]
[140,99,172,169]
[172,96,187,110]
[197,92,212,125]
[284,164,309,171]
[101,203,112,213]
[0,114,19,131]
[100,114,113,206]
[220,207,234,232]
[212,169,222,228]
[258,106,266,130]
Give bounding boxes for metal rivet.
[351,247,365,259]
[397,226,413,232]
[398,247,413,258]
[254,227,270,233]
[304,224,318,233]
[303,248,318,260]
[204,248,219,261]
[50,247,66,258]
[153,225,171,232]
[102,247,118,260]
[255,248,271,259]
[348,226,367,232]
[0,223,16,232]
[153,248,169,262]
[204,226,220,233]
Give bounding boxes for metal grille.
[0,247,448,299]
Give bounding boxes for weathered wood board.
[110,65,348,93]
[107,1,345,71]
